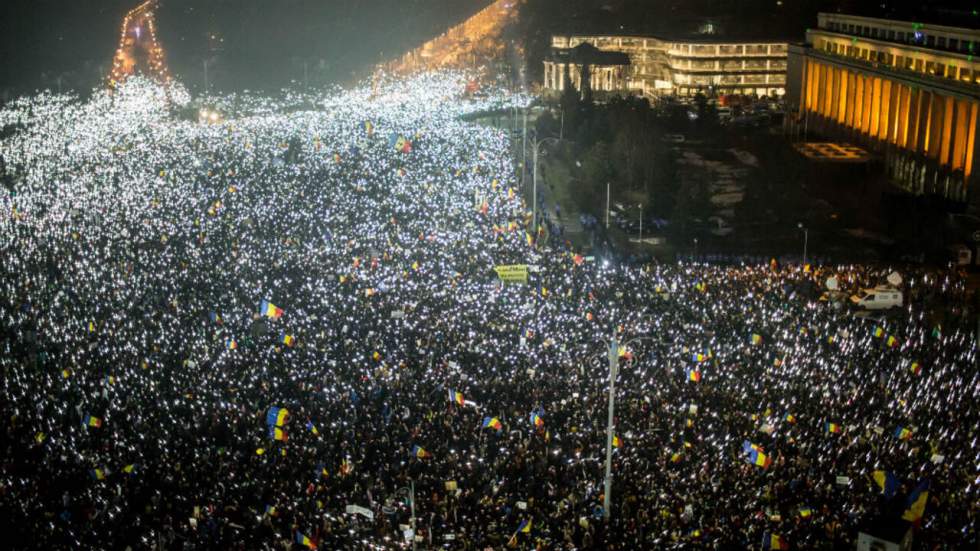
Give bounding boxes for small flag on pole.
[482,417,503,431]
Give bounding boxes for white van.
[850,286,903,310]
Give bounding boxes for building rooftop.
[828,3,980,31]
[552,13,798,44]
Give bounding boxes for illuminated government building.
[785,13,980,202]
[542,32,789,98]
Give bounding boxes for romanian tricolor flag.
[762,532,789,550]
[295,531,316,549]
[872,470,900,498]
[901,479,929,524]
[747,448,772,468]
[751,333,762,345]
[886,335,899,348]
[894,426,912,440]
[910,361,921,375]
[260,300,283,319]
[670,452,683,463]
[122,464,136,475]
[269,426,287,441]
[306,421,319,435]
[783,413,797,424]
[209,311,223,325]
[612,435,622,448]
[392,135,412,153]
[364,121,374,136]
[449,389,465,406]
[873,326,884,338]
[280,332,295,347]
[84,415,102,428]
[333,153,342,164]
[507,518,532,548]
[266,407,289,427]
[798,506,813,518]
[412,445,431,458]
[530,412,544,428]
[339,458,353,476]
[90,468,106,480]
[825,422,841,434]
[482,417,503,431]
[692,352,707,363]
[525,231,534,247]
[688,369,702,382]
[225,337,237,350]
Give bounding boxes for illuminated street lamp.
[798,222,808,267]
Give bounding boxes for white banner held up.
[345,504,375,520]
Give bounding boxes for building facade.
[785,13,980,201]
[543,34,788,98]
[542,43,631,98]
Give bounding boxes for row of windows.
[823,20,977,55]
[669,44,787,57]
[675,74,785,85]
[672,59,786,70]
[820,39,980,84]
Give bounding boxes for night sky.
[0,0,488,93]
[0,0,975,95]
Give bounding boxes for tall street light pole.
[638,203,643,243]
[529,135,560,237]
[521,108,528,190]
[602,334,618,520]
[597,335,663,521]
[798,222,808,266]
[606,182,611,230]
[409,480,416,551]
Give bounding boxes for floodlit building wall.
[786,14,980,201]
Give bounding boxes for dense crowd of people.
[0,73,977,550]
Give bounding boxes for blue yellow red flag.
[260,300,283,319]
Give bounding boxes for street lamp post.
[605,182,611,230]
[560,107,564,141]
[638,203,643,243]
[602,335,618,520]
[528,134,560,237]
[593,335,663,521]
[798,222,808,267]
[409,480,416,551]
[521,108,528,189]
